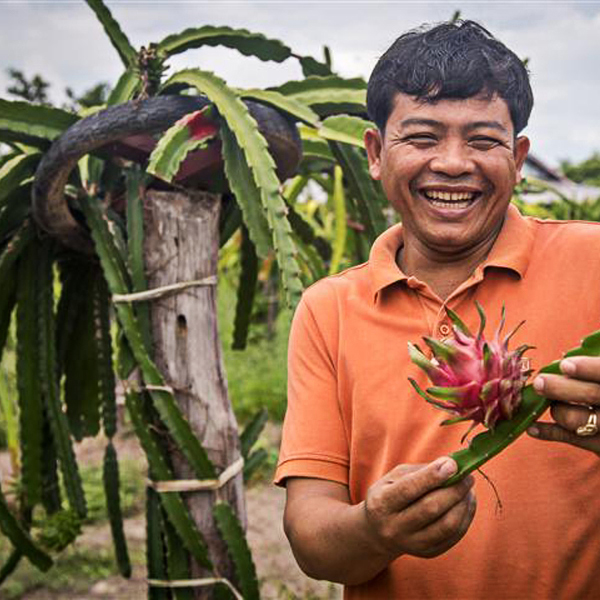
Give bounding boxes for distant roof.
[521,152,600,203]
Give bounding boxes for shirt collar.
[368,203,534,301]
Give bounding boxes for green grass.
[0,454,146,598]
[218,273,291,424]
[0,542,143,599]
[80,456,146,525]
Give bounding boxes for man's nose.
[429,141,475,177]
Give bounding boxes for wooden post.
[143,189,244,597]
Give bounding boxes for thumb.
[527,422,599,452]
[392,457,458,509]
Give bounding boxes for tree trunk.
[143,189,244,598]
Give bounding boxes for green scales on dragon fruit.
[408,302,600,486]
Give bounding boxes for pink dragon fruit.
[408,303,532,439]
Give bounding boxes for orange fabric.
[275,204,600,600]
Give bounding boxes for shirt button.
[439,323,451,336]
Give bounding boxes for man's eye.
[469,137,501,149]
[404,134,437,145]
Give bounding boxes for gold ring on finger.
[576,406,598,437]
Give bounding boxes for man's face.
[365,93,530,260]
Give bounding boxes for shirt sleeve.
[274,285,350,486]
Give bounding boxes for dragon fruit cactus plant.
[408,303,532,440]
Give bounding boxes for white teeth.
[424,190,477,202]
[429,199,472,209]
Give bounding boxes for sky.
[1,0,599,167]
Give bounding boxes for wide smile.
[419,188,482,214]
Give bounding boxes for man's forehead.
[386,92,513,131]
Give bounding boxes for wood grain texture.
[144,189,244,596]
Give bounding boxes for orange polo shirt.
[276,204,600,600]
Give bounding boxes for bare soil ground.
[3,427,342,600]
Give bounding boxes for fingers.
[527,421,600,454]
[533,356,600,407]
[548,402,594,432]
[412,491,477,558]
[364,458,477,559]
[534,372,600,407]
[384,457,458,511]
[559,357,600,383]
[401,474,475,531]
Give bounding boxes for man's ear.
[364,128,383,180]
[514,135,530,183]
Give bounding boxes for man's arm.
[284,456,476,586]
[528,356,600,454]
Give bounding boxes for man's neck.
[397,232,500,301]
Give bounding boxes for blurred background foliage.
[1,66,600,444]
[0,61,599,599]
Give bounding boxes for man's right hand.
[283,457,476,586]
[364,457,476,559]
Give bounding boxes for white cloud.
[1,0,598,164]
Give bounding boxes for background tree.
[0,1,387,597]
[561,153,600,187]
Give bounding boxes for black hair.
[366,19,533,134]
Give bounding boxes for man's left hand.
[527,356,600,456]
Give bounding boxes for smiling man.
[276,20,600,599]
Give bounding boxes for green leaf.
[147,107,218,183]
[214,503,259,600]
[283,178,331,263]
[329,141,388,242]
[86,0,137,67]
[232,227,258,351]
[16,241,43,507]
[126,391,212,569]
[125,169,152,352]
[270,76,367,116]
[318,115,373,148]
[0,152,40,207]
[220,123,272,257]
[0,220,34,277]
[146,488,169,600]
[329,165,347,275]
[80,194,216,479]
[59,265,101,441]
[298,55,333,77]
[240,408,268,459]
[444,384,547,487]
[163,510,193,600]
[0,99,77,148]
[0,549,22,585]
[0,183,33,243]
[36,240,87,518]
[294,234,327,282]
[40,410,62,515]
[0,262,17,364]
[77,154,104,194]
[157,25,292,62]
[243,448,269,483]
[299,130,335,162]
[444,325,600,486]
[36,508,82,553]
[108,68,141,105]
[162,69,304,308]
[0,482,52,571]
[103,441,132,577]
[240,89,320,126]
[283,174,308,204]
[219,198,242,248]
[96,274,117,439]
